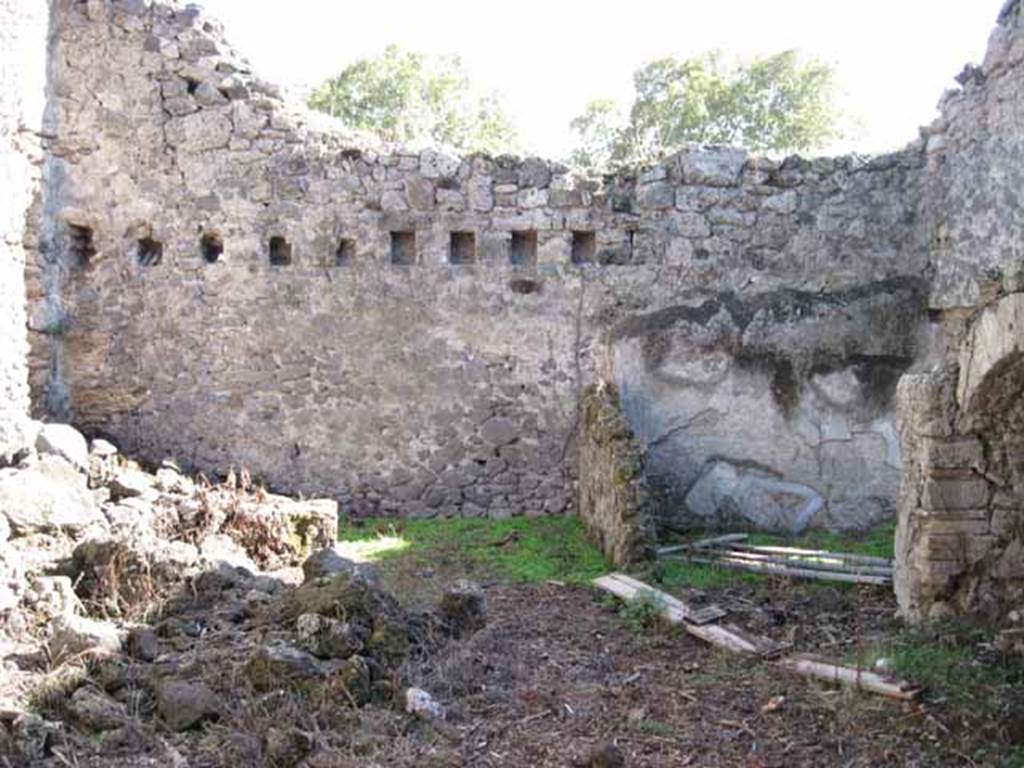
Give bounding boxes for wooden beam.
[593,574,779,654]
[594,573,726,625]
[777,655,921,701]
[592,574,919,701]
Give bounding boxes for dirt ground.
[4,535,1023,767]
[403,580,1000,768]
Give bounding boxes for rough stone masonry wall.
[27,0,932,528]
[578,383,656,566]
[895,0,1024,621]
[895,295,1024,621]
[0,0,49,461]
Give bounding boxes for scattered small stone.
[108,469,153,500]
[23,576,80,620]
[245,644,325,691]
[295,613,366,659]
[156,680,220,731]
[49,614,122,661]
[0,455,104,535]
[35,424,89,473]
[89,439,119,458]
[126,627,159,662]
[404,687,445,721]
[586,743,626,768]
[265,727,314,766]
[69,686,129,731]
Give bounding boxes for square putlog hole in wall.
[335,238,356,266]
[137,237,163,266]
[269,236,292,266]
[390,231,416,265]
[68,224,96,268]
[201,232,223,264]
[571,231,596,265]
[449,231,477,265]
[510,231,538,266]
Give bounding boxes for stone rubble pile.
[0,422,483,766]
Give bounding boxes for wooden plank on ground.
[594,574,784,654]
[594,573,726,625]
[777,655,921,701]
[593,574,918,701]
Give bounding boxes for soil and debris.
[2,424,1024,767]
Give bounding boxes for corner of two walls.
[32,1,1024,583]
[30,0,935,539]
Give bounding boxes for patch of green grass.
[886,639,1009,703]
[336,516,608,586]
[647,557,758,590]
[618,592,665,633]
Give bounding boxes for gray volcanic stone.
[69,687,129,732]
[157,680,220,731]
[126,627,159,662]
[245,644,325,691]
[295,613,366,659]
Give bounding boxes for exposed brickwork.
[578,383,656,566]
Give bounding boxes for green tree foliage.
[569,50,840,172]
[308,45,517,154]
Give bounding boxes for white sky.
[198,0,1001,159]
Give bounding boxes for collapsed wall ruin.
[2,0,1024,621]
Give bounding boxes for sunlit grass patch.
[748,521,896,560]
[332,534,409,563]
[336,516,608,586]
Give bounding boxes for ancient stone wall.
[24,0,933,526]
[0,0,49,460]
[895,294,1024,621]
[921,0,1024,308]
[893,1,1024,622]
[578,383,655,565]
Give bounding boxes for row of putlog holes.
[69,225,601,270]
